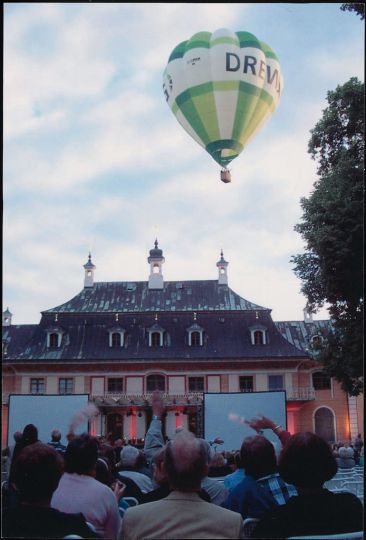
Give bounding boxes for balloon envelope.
[163,29,284,168]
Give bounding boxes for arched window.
[49,333,59,348]
[153,264,160,274]
[312,371,331,390]
[146,374,165,392]
[314,407,335,442]
[191,331,201,347]
[254,330,264,345]
[151,332,161,347]
[311,335,323,347]
[111,332,121,348]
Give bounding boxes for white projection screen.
[204,391,287,452]
[8,394,90,447]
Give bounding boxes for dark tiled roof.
[43,281,269,314]
[3,325,38,357]
[275,320,333,353]
[3,311,306,363]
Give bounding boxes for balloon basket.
[220,169,231,183]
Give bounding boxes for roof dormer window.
[151,331,162,347]
[46,327,64,348]
[249,325,267,345]
[187,323,204,347]
[148,323,165,347]
[254,330,264,345]
[108,327,125,348]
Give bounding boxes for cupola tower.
[216,249,229,285]
[83,253,96,288]
[148,239,165,290]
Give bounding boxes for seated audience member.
[48,429,66,454]
[51,433,123,539]
[359,446,364,466]
[208,452,232,477]
[120,431,244,540]
[337,444,356,469]
[224,435,296,519]
[113,439,124,462]
[2,431,22,475]
[140,446,211,504]
[199,439,230,505]
[252,432,364,539]
[224,451,246,492]
[116,446,153,493]
[2,443,100,539]
[99,441,117,473]
[6,424,41,509]
[9,424,39,480]
[143,390,228,504]
[353,433,363,464]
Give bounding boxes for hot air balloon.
[163,28,284,183]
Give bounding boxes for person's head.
[22,424,38,445]
[152,446,168,485]
[13,431,23,444]
[13,443,63,504]
[279,432,337,489]
[64,433,99,475]
[240,435,277,479]
[51,429,62,442]
[114,439,123,448]
[119,445,140,469]
[164,431,209,491]
[209,452,226,469]
[99,442,116,469]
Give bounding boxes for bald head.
[164,431,209,491]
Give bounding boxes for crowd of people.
[1,392,364,539]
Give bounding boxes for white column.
[348,395,359,441]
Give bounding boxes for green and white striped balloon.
[163,28,283,169]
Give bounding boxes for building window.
[310,335,323,347]
[111,333,122,348]
[151,332,162,347]
[108,378,124,393]
[312,371,331,390]
[188,376,204,392]
[49,333,59,348]
[190,332,201,347]
[59,378,73,394]
[268,375,284,391]
[254,331,264,345]
[249,326,267,345]
[239,376,254,392]
[314,407,335,442]
[108,328,125,348]
[146,374,165,392]
[30,378,45,394]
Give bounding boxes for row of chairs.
[118,495,139,518]
[243,519,364,540]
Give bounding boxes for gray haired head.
[120,445,140,468]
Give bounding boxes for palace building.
[2,241,363,446]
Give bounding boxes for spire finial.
[154,238,158,249]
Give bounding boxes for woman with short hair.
[252,432,363,538]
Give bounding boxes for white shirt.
[51,472,121,539]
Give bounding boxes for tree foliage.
[291,78,364,395]
[340,3,365,19]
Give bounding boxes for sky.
[3,3,365,324]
